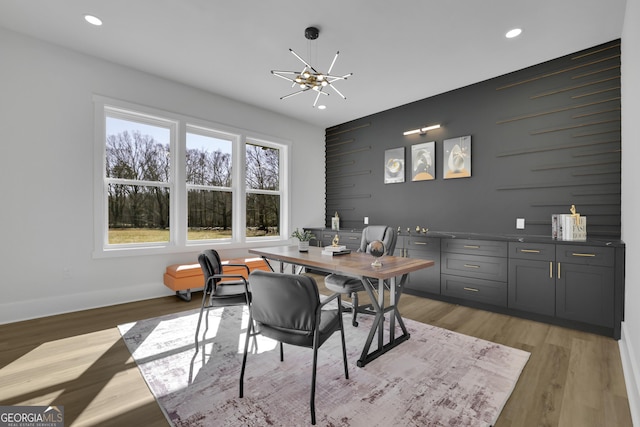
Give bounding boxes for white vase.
[298,241,309,252]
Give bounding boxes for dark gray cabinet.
[508,242,615,326]
[555,245,615,328]
[311,229,361,250]
[508,242,556,316]
[305,227,624,338]
[400,236,441,294]
[441,239,508,307]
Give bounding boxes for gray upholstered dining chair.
[239,270,349,426]
[194,249,251,352]
[324,225,397,327]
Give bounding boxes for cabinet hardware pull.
[414,242,428,245]
[558,262,561,279]
[348,237,358,240]
[521,249,541,253]
[463,245,480,249]
[549,261,553,278]
[572,253,596,257]
[464,264,480,269]
[463,287,479,292]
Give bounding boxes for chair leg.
[310,344,318,425]
[279,341,284,362]
[193,290,210,352]
[239,313,254,398]
[339,312,349,380]
[351,291,359,327]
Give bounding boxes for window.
[186,127,234,241]
[105,113,173,245]
[246,140,281,238]
[94,97,289,255]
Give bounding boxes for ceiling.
[0,0,627,129]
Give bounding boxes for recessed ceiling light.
[505,28,522,39]
[84,14,103,26]
[317,105,327,110]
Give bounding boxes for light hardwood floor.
[0,275,632,426]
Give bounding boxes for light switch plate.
[364,216,369,225]
[516,218,525,229]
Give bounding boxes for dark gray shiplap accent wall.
[325,40,621,237]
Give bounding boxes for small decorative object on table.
[369,240,386,267]
[322,237,349,256]
[291,228,315,252]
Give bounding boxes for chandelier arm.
[272,70,300,76]
[289,49,319,74]
[327,82,347,99]
[325,73,353,81]
[313,91,322,107]
[327,51,340,75]
[272,72,297,83]
[280,88,311,100]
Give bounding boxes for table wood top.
[249,245,434,280]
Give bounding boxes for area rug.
[118,306,529,426]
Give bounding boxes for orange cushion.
[163,257,270,292]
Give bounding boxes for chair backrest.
[248,270,320,333]
[358,225,397,255]
[198,249,223,291]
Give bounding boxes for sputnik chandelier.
[271,26,353,108]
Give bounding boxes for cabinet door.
[556,263,614,327]
[405,250,440,294]
[508,259,555,316]
[404,237,440,294]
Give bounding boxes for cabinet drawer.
[441,253,508,282]
[556,245,614,267]
[318,231,361,249]
[441,239,508,257]
[442,274,507,307]
[406,237,440,250]
[509,242,555,261]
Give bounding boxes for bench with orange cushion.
[163,257,271,301]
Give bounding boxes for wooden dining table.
[248,245,435,367]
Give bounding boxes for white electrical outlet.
[364,216,369,224]
[516,218,525,229]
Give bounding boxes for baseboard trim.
[620,321,640,426]
[0,282,173,325]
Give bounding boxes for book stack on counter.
[552,214,587,241]
[321,245,351,256]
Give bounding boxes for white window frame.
[93,95,290,258]
[245,137,287,243]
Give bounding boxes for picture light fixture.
[403,124,441,136]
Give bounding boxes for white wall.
[0,28,325,324]
[620,0,640,423]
